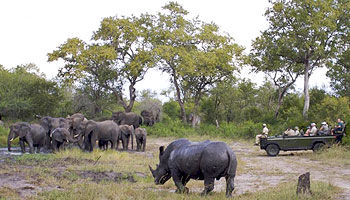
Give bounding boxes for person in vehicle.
[284,127,296,136]
[255,123,269,145]
[332,118,344,134]
[294,126,300,136]
[304,123,317,136]
[318,122,329,135]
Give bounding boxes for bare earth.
[147,138,350,199]
[0,138,349,199]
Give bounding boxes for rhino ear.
[159,146,164,156]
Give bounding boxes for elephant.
[119,125,134,150]
[141,110,154,126]
[66,113,86,136]
[112,111,142,128]
[134,128,147,152]
[39,116,71,150]
[51,128,79,152]
[81,120,121,152]
[98,140,110,150]
[8,122,46,154]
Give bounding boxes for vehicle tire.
[313,142,325,152]
[266,144,280,156]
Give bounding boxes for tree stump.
[296,172,312,195]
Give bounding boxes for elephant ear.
[19,123,31,138]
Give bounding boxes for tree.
[259,0,350,118]
[0,64,63,120]
[153,2,243,124]
[48,14,156,112]
[327,49,350,97]
[250,29,302,118]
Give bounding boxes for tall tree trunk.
[172,70,187,123]
[125,83,136,113]
[303,60,310,118]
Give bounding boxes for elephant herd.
[7,112,148,154]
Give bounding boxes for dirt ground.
[0,138,349,199]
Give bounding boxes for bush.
[146,120,263,139]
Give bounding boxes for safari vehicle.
[260,135,338,156]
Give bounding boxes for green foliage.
[253,0,350,117]
[327,48,350,97]
[146,119,262,139]
[162,101,180,120]
[0,125,9,147]
[0,64,63,120]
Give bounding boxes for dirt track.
[147,138,350,199]
[1,138,350,199]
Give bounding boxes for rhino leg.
[201,177,214,196]
[172,171,189,193]
[225,175,235,197]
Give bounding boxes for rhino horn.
[149,165,155,175]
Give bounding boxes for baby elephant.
[134,128,147,152]
[51,128,78,152]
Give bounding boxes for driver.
[255,123,269,145]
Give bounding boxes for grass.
[0,136,343,200]
[304,144,350,167]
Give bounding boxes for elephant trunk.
[7,132,15,152]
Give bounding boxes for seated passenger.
[334,119,344,134]
[309,123,317,136]
[284,127,296,136]
[294,126,300,136]
[318,122,329,135]
[304,123,317,136]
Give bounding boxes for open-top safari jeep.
[260,124,346,156]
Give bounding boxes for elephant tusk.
[66,139,69,143]
[74,134,80,138]
[10,138,14,142]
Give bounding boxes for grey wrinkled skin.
[134,128,147,152]
[141,110,154,126]
[81,120,121,152]
[8,122,46,154]
[119,125,134,150]
[150,139,237,198]
[39,116,70,150]
[112,111,142,128]
[51,128,79,152]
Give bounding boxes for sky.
[0,0,330,98]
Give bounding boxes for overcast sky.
[0,0,329,97]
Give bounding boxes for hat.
[294,126,299,130]
[321,122,326,125]
[263,123,266,127]
[311,123,316,126]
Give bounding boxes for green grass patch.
[305,144,350,167]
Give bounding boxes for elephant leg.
[136,140,140,151]
[142,137,146,152]
[90,134,98,152]
[36,145,41,153]
[52,140,58,152]
[126,137,129,150]
[20,139,26,153]
[25,135,34,154]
